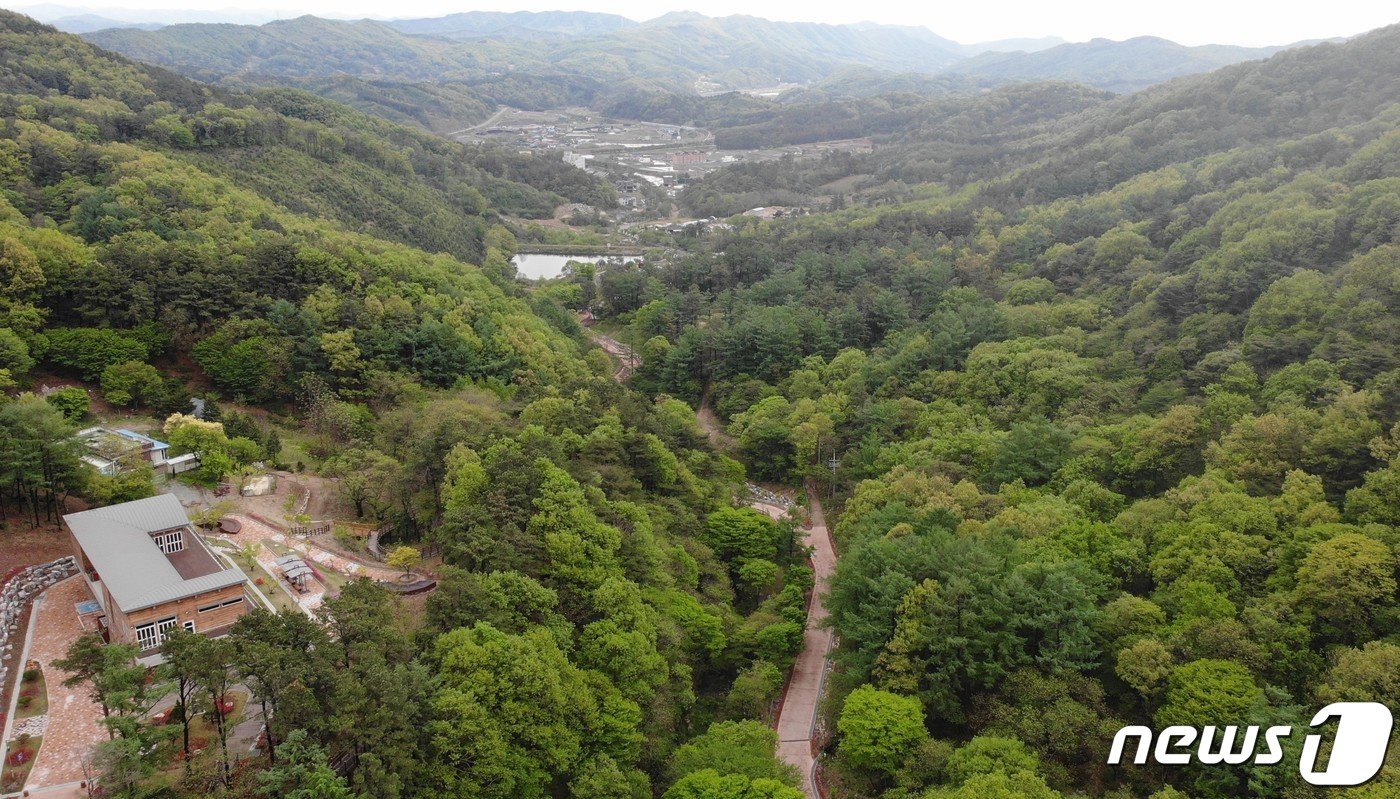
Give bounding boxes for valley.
[460,105,874,222]
[0,7,1397,799]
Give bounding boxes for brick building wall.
[110,583,250,651]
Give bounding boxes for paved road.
[696,401,836,798]
[608,340,838,799]
[773,486,835,798]
[444,106,511,139]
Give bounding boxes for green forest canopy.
[1,10,1399,799]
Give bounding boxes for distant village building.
[65,494,252,661]
[742,206,807,220]
[667,151,707,165]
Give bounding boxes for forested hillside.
[1,10,616,262]
[0,15,815,797]
[3,7,1399,799]
[680,26,1400,214]
[74,11,1326,150]
[580,22,1400,799]
[70,10,1325,148]
[946,36,1293,94]
[82,16,497,83]
[83,12,966,96]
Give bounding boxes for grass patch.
[187,692,248,743]
[250,566,303,616]
[147,692,251,781]
[209,540,304,616]
[264,540,348,595]
[0,734,42,793]
[315,565,349,593]
[272,428,319,472]
[15,664,47,719]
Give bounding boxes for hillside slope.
[620,25,1400,797]
[5,11,615,262]
[0,9,601,386]
[0,21,805,799]
[947,35,1289,93]
[84,16,495,83]
[820,23,1400,194]
[83,12,968,93]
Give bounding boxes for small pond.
[511,253,627,280]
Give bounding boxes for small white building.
[82,454,119,477]
[167,453,200,475]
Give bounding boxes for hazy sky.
[14,0,1398,46]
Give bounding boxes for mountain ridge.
[80,10,1310,97]
[946,34,1311,92]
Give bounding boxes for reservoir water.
[512,253,625,280]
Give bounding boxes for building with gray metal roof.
[64,494,252,653]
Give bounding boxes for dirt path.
[696,388,736,450]
[587,330,640,382]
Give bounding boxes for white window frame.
[135,616,179,650]
[183,620,196,633]
[135,622,160,650]
[152,529,184,554]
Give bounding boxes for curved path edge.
[593,330,837,799]
[773,483,836,798]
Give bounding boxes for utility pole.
[827,451,839,502]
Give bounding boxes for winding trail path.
[772,485,835,798]
[691,399,836,797]
[696,387,737,450]
[591,325,837,798]
[588,330,640,382]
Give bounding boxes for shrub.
[837,685,930,776]
[44,386,90,420]
[45,327,149,380]
[100,360,167,408]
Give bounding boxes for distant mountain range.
[960,36,1066,56]
[80,12,976,91]
[15,2,280,26]
[385,10,637,40]
[39,13,160,32]
[945,35,1322,93]
[75,10,1313,96]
